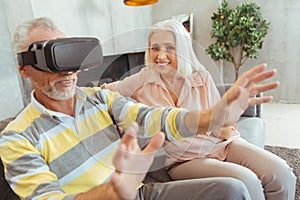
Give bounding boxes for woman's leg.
[226,138,296,200]
[168,156,265,199]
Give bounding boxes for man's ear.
[18,65,30,78]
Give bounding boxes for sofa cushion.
[0,117,15,133]
[0,160,20,200]
[0,117,20,200]
[237,117,266,148]
[242,105,257,117]
[143,148,172,183]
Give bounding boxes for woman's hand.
[211,126,236,140]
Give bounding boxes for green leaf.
[205,0,270,77]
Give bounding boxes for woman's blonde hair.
[144,19,205,77]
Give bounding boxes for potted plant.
[206,0,270,81]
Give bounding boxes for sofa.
[0,118,19,200]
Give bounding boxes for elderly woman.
[102,19,296,200]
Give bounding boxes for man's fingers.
[244,69,277,90]
[143,132,165,154]
[112,143,127,168]
[225,86,242,105]
[249,96,274,106]
[247,69,277,86]
[110,172,120,189]
[120,122,139,148]
[249,82,280,97]
[235,64,267,86]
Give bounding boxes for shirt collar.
[30,86,86,118]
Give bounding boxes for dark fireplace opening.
[77,51,145,87]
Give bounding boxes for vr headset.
[17,37,103,72]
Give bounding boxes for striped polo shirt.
[0,87,192,200]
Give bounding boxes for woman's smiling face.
[149,30,178,75]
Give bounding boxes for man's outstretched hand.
[110,122,165,200]
[210,63,279,130]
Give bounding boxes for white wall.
[0,0,28,120]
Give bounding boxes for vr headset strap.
[17,51,36,66]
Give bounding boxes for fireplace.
[77,51,145,87]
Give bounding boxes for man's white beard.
[39,77,77,100]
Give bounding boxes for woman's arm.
[101,69,145,97]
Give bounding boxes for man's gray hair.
[13,17,58,53]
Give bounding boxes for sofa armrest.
[255,92,263,118]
